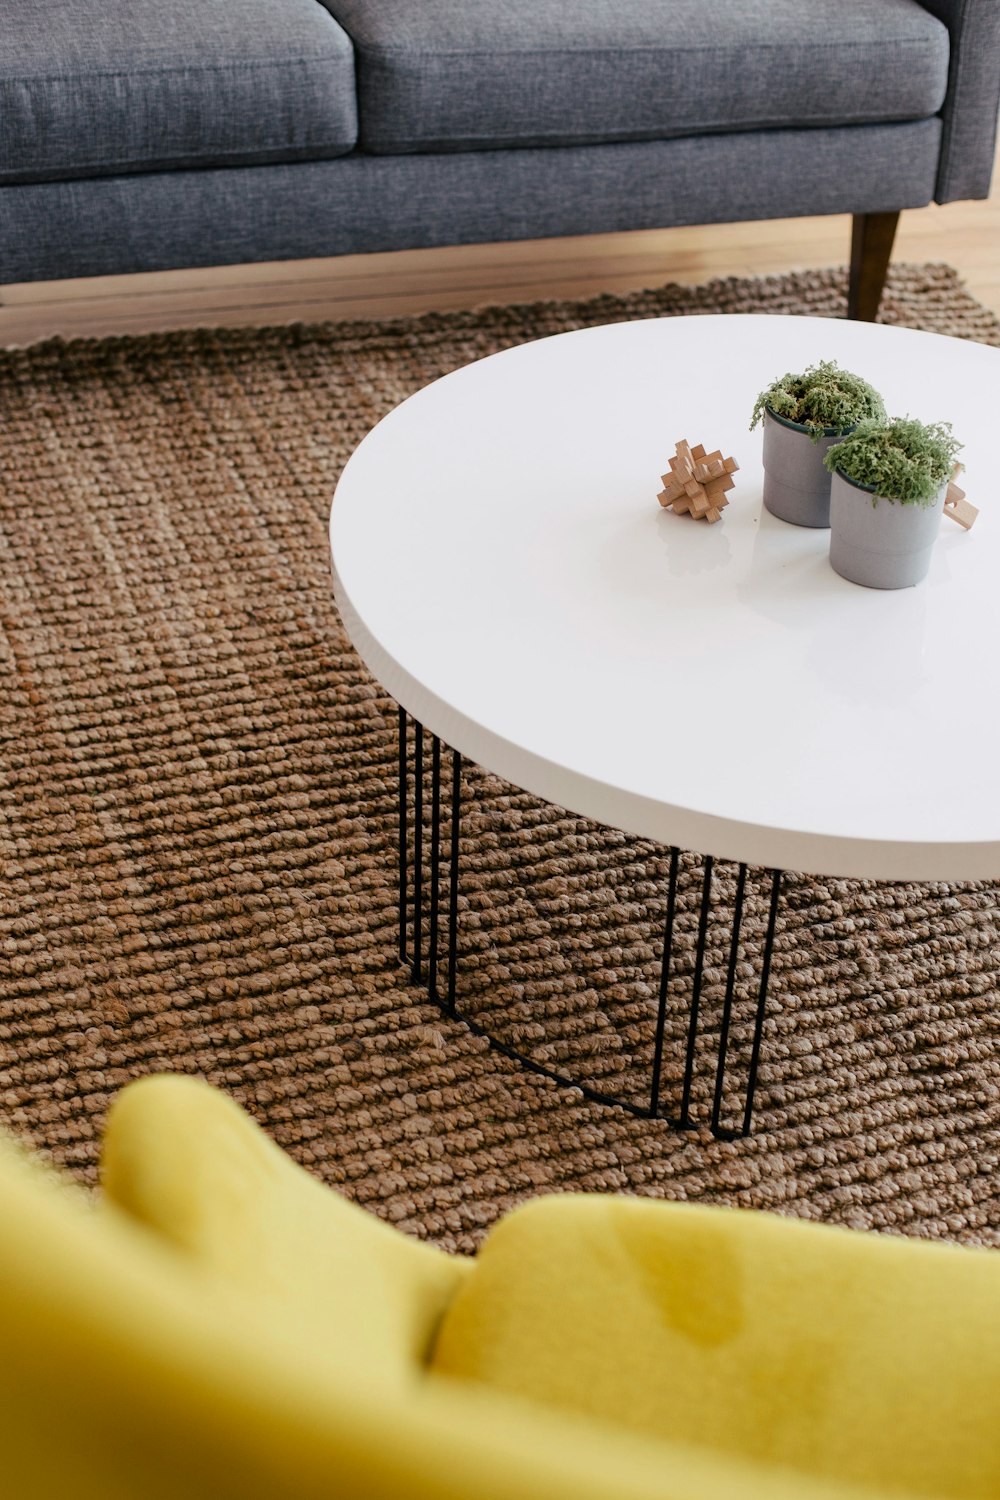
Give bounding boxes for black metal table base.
[398,709,783,1139]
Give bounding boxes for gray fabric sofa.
[2,0,998,318]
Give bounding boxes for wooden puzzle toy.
[657,440,739,523]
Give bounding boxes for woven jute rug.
[1,263,998,1253]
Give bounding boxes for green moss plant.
[823,416,962,506]
[750,360,885,441]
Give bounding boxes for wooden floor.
[2,164,998,346]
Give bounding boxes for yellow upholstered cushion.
[102,1072,466,1388]
[0,1074,983,1500]
[432,1192,1000,1499]
[0,1075,868,1500]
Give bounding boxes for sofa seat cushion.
[322,0,948,155]
[0,0,359,186]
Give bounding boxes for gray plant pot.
[829,470,947,589]
[761,408,850,528]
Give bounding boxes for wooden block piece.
[944,480,979,530]
[693,454,740,486]
[715,473,736,491]
[658,478,685,504]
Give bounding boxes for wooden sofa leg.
[847,211,900,322]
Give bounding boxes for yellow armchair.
[0,1073,997,1500]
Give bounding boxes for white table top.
[330,314,1000,882]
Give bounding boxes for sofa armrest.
[918,0,1000,201]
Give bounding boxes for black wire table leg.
[446,749,462,1017]
[393,704,782,1138]
[710,862,748,1137]
[707,867,784,1140]
[741,869,784,1137]
[412,722,423,984]
[428,736,442,1001]
[648,847,679,1118]
[673,856,714,1130]
[398,706,407,966]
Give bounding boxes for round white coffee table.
[330,313,1000,1135]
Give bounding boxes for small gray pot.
[829,470,947,589]
[761,408,850,528]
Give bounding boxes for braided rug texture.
[1,263,998,1253]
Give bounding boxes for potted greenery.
[823,416,963,589]
[750,361,885,528]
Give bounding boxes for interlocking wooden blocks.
[657,440,739,523]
